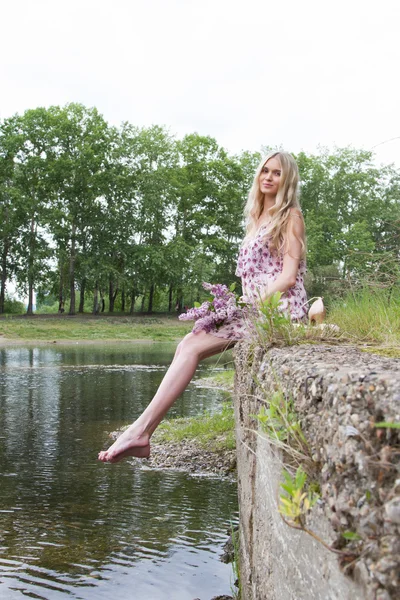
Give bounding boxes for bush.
[3,296,25,314]
[36,301,60,314]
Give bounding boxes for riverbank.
[106,371,237,477]
[0,313,192,342]
[148,398,236,476]
[144,436,236,477]
[1,312,399,359]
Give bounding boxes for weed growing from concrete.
[249,365,359,559]
[250,367,313,473]
[279,466,318,527]
[278,467,358,558]
[374,421,400,429]
[253,389,309,464]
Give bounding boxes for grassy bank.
[326,290,400,352]
[251,288,400,357]
[1,289,399,356]
[0,314,192,342]
[153,370,236,452]
[195,369,235,392]
[154,401,236,452]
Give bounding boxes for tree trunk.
[140,290,146,313]
[168,284,173,313]
[27,282,34,315]
[130,289,135,314]
[93,280,99,315]
[58,257,64,313]
[69,222,76,315]
[109,276,114,312]
[148,283,155,313]
[100,289,105,313]
[26,217,36,315]
[0,203,10,315]
[0,243,8,314]
[109,276,119,313]
[176,288,183,313]
[79,278,86,313]
[121,287,125,312]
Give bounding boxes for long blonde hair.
[243,151,306,259]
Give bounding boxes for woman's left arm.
[260,211,304,302]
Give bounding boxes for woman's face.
[259,156,282,198]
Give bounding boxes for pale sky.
[1,0,400,166]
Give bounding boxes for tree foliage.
[0,105,399,314]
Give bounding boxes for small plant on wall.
[251,372,361,559]
[253,388,311,470]
[279,467,319,528]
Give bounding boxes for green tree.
[297,147,400,296]
[3,110,55,314]
[129,126,177,312]
[171,135,258,308]
[0,116,24,313]
[47,103,111,315]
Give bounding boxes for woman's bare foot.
[98,424,150,463]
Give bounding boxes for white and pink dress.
[212,225,308,341]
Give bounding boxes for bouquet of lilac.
[179,282,247,334]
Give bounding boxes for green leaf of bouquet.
[194,302,201,308]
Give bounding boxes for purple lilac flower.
[179,281,247,334]
[207,283,229,297]
[178,301,211,321]
[193,313,218,333]
[212,297,226,310]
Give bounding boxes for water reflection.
[0,344,237,599]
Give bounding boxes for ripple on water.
[0,344,237,599]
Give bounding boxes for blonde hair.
[243,151,306,259]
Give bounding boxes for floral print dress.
[211,225,308,341]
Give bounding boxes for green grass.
[154,401,236,451]
[327,289,400,348]
[198,369,235,391]
[360,347,400,358]
[2,289,399,358]
[0,314,192,342]
[251,288,400,357]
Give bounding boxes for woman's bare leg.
[98,332,235,463]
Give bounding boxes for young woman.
[98,151,307,463]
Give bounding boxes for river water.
[0,343,238,600]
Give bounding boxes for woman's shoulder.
[286,208,305,241]
[288,207,303,219]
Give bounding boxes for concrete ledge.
[233,343,400,600]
